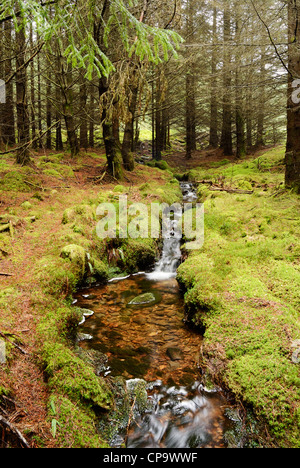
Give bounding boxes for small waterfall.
[146,182,197,281]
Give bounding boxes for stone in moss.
[21,201,33,210]
[60,244,87,277]
[62,205,96,225]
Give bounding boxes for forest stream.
[73,183,241,449]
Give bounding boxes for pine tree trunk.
[99,77,123,179]
[15,16,30,165]
[2,19,15,146]
[235,5,246,159]
[80,79,88,150]
[285,0,300,192]
[209,6,219,149]
[121,83,138,171]
[220,0,233,156]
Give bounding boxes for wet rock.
[132,316,147,325]
[128,292,159,307]
[166,347,184,361]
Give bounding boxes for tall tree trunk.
[255,45,266,148]
[30,23,37,150]
[2,19,15,146]
[154,67,163,161]
[15,15,30,165]
[185,0,197,159]
[209,6,219,149]
[285,0,300,192]
[235,4,246,159]
[220,0,233,156]
[121,78,138,171]
[37,37,43,149]
[80,79,88,150]
[46,73,52,150]
[89,86,95,148]
[99,77,123,179]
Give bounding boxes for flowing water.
[74,183,240,448]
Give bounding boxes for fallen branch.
[209,186,253,195]
[0,272,14,277]
[0,415,30,448]
[0,224,10,233]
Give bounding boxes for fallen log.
[196,181,253,194]
[209,186,253,195]
[0,272,14,276]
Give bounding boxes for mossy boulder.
[21,201,33,210]
[122,239,158,273]
[60,244,87,277]
[62,205,96,225]
[128,291,162,307]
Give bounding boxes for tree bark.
[209,6,219,149]
[15,14,30,165]
[285,0,300,192]
[99,77,123,179]
[220,0,233,156]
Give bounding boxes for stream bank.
[72,182,262,448]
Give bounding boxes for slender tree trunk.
[46,73,52,150]
[30,23,37,150]
[89,86,95,148]
[235,4,246,159]
[209,6,219,149]
[2,19,15,146]
[285,0,300,192]
[220,0,233,156]
[121,79,138,171]
[255,45,266,148]
[80,79,88,150]
[185,0,197,159]
[99,77,123,179]
[15,15,30,165]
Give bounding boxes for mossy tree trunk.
[121,83,138,172]
[286,0,300,193]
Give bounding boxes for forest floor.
[0,143,299,448]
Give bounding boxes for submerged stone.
[128,292,161,307]
[166,347,184,361]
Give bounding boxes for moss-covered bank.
[177,146,300,447]
[0,152,182,447]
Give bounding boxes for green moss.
[122,238,158,273]
[48,394,109,448]
[60,244,87,278]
